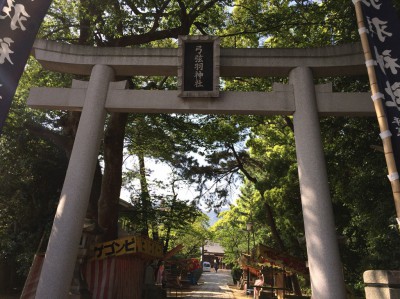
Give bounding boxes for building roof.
[204,241,224,254]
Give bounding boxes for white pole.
[35,64,114,299]
[290,66,346,299]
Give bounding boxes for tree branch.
[228,143,257,185]
[109,26,190,46]
[24,122,74,158]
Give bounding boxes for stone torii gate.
[27,39,374,299]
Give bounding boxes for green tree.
[3,0,400,296]
[169,212,211,258]
[119,176,205,255]
[0,59,70,290]
[1,0,235,291]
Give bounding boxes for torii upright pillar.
[35,64,115,299]
[290,67,346,299]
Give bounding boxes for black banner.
[360,0,400,171]
[0,0,53,134]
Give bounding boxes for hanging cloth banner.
[0,0,53,135]
[356,0,400,170]
[354,0,400,221]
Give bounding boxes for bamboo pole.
[353,0,400,224]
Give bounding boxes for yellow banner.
[92,236,163,260]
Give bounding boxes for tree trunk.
[98,112,128,241]
[138,152,151,237]
[164,226,172,255]
[259,191,285,251]
[87,161,102,221]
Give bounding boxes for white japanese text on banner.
[0,0,53,134]
[358,0,400,170]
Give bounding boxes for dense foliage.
[1,0,400,296]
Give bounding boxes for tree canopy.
[1,0,400,296]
